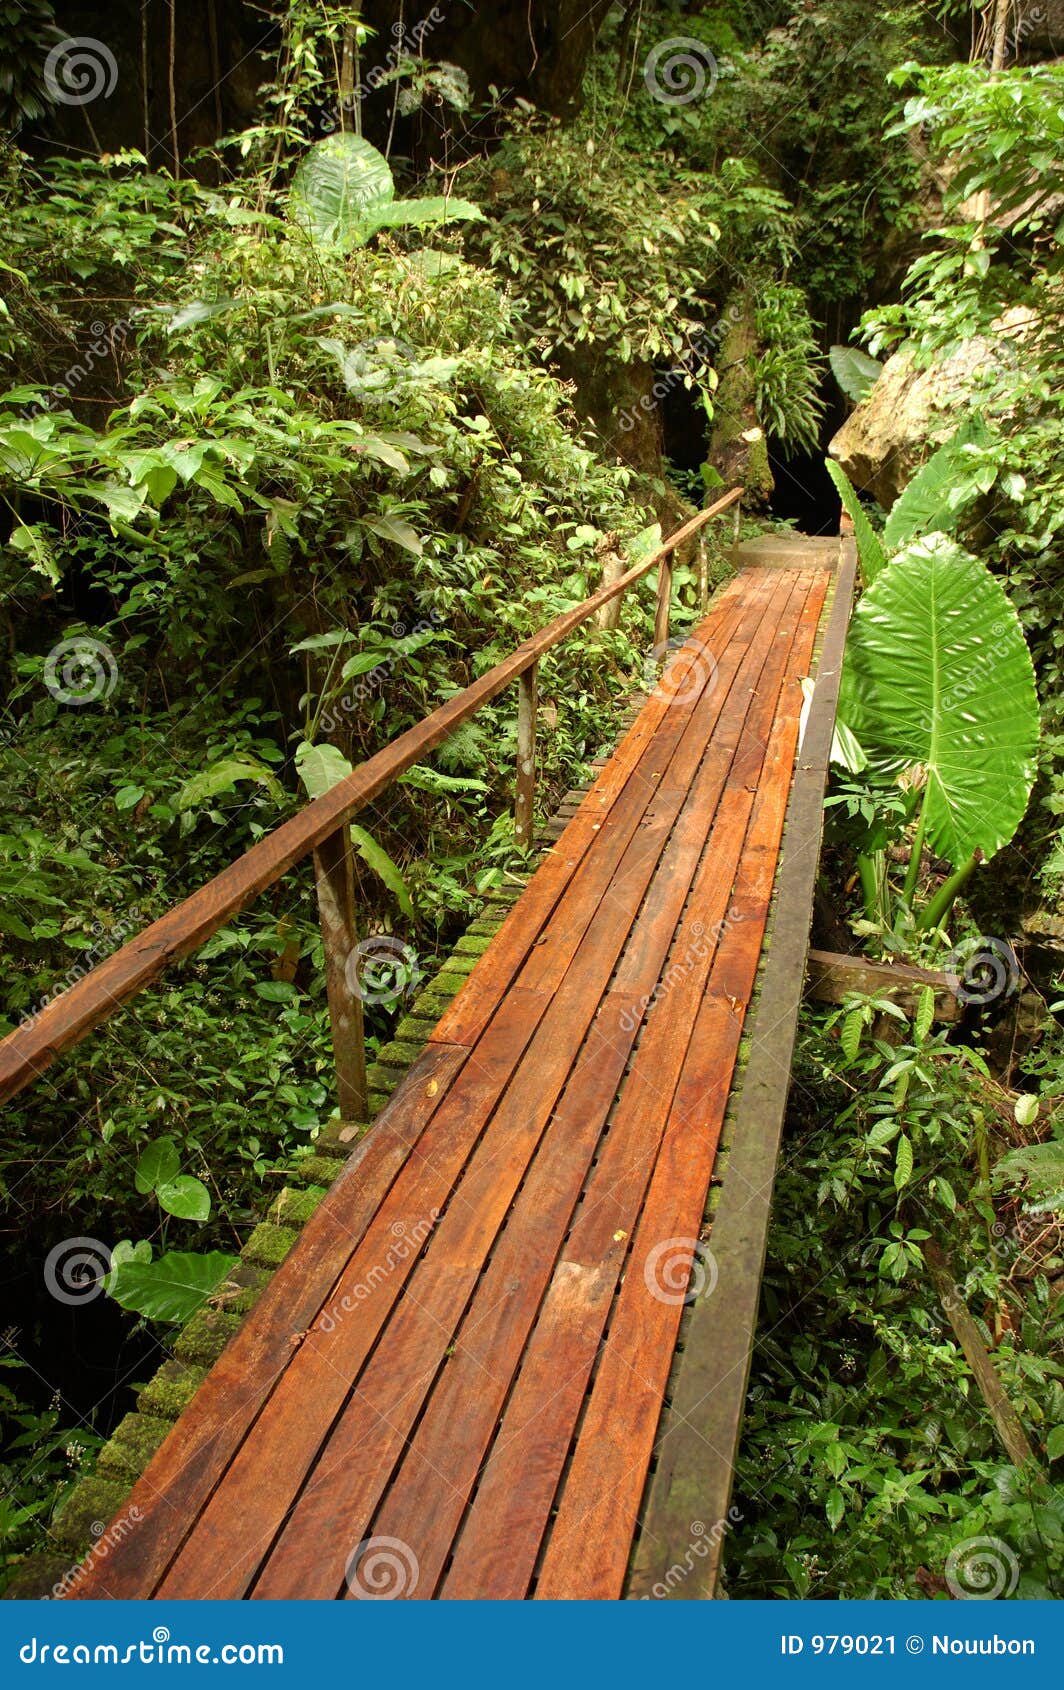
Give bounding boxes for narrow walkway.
[70,559,834,1601]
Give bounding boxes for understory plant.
[826,438,1039,951]
[727,989,1064,1599]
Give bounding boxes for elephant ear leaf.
[290,134,394,248]
[839,535,1039,866]
[882,418,993,553]
[825,458,888,586]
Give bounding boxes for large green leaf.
[295,742,414,918]
[825,458,888,586]
[155,1175,212,1223]
[829,344,883,403]
[882,418,994,552]
[290,134,394,247]
[350,824,415,921]
[289,136,482,251]
[362,196,484,236]
[134,1136,180,1195]
[295,739,352,801]
[993,1140,1064,1197]
[839,536,1039,865]
[107,1250,238,1324]
[176,756,283,812]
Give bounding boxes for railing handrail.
[0,488,742,1108]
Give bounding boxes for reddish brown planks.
[363,575,811,1599]
[533,572,829,1599]
[246,576,792,1599]
[66,1043,469,1599]
[63,559,834,1603]
[438,574,819,1600]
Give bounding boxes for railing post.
[654,553,672,652]
[514,661,538,850]
[312,824,368,1122]
[697,536,709,616]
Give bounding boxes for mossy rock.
[241,1222,300,1271]
[174,1307,241,1366]
[51,1476,131,1555]
[137,1358,207,1421]
[4,1552,73,1600]
[268,1185,327,1229]
[96,1412,171,1482]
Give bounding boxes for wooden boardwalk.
[66,553,845,1601]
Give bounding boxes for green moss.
[373,1039,425,1069]
[137,1359,207,1420]
[3,1553,73,1600]
[406,992,454,1019]
[226,1260,272,1315]
[51,1477,131,1554]
[96,1413,171,1482]
[242,1222,300,1270]
[174,1307,241,1366]
[293,1153,352,1187]
[453,933,494,957]
[394,1012,437,1043]
[269,1185,327,1228]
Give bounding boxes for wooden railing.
[0,488,743,1116]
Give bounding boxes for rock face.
[1015,1,1064,59]
[828,310,1035,508]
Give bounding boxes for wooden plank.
[535,574,827,1599]
[66,1042,469,1599]
[159,579,777,1600]
[246,590,791,1600]
[66,553,840,1605]
[805,948,962,1023]
[627,543,856,1600]
[431,573,762,1047]
[926,1239,1037,1470]
[0,493,740,1108]
[360,581,809,1595]
[440,575,815,1600]
[156,988,549,1600]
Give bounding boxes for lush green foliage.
[727,994,1064,1599]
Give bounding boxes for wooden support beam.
[514,662,538,851]
[654,553,673,653]
[312,825,367,1123]
[925,1239,1038,1472]
[805,948,962,1023]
